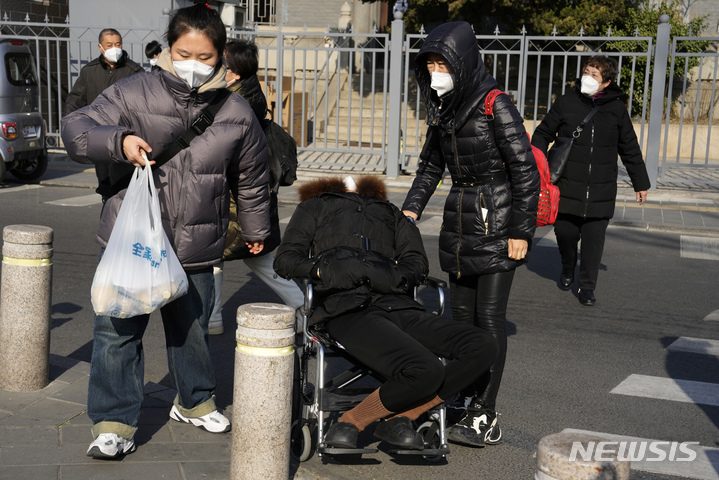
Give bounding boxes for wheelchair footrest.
[389,447,450,456]
[319,446,379,455]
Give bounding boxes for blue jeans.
[87,267,217,439]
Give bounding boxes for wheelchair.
[290,277,452,463]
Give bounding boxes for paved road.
[1,175,719,479]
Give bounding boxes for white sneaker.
[169,405,231,433]
[86,433,136,459]
[208,319,224,335]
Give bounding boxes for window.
[5,53,38,87]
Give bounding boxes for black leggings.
[324,305,497,412]
[449,270,515,410]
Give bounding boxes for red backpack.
[485,89,559,227]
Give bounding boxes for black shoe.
[579,289,596,306]
[559,272,574,291]
[447,401,502,447]
[373,416,424,450]
[324,421,359,448]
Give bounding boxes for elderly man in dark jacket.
[401,21,539,447]
[274,176,497,451]
[532,55,650,306]
[64,28,143,188]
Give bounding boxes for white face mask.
[149,58,158,67]
[430,72,454,97]
[173,59,216,88]
[580,75,601,96]
[100,46,123,64]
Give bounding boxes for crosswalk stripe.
[45,194,102,207]
[680,236,719,261]
[0,184,42,194]
[417,215,443,237]
[610,374,719,407]
[562,429,719,480]
[667,337,719,356]
[535,226,557,248]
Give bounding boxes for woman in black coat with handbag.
[531,55,650,306]
[401,21,539,448]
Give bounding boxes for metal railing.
[1,15,717,184]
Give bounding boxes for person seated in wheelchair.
[274,176,498,450]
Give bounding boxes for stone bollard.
[0,225,53,391]
[536,432,630,480]
[231,303,295,480]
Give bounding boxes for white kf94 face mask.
[580,75,601,96]
[430,72,454,97]
[173,59,216,88]
[101,46,123,64]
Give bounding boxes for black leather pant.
[449,270,515,411]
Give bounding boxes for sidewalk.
[2,154,719,480]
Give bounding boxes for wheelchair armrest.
[423,276,447,289]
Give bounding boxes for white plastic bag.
[91,165,188,318]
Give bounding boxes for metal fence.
[1,14,717,184]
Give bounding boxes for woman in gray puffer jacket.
[62,4,269,459]
[401,21,539,448]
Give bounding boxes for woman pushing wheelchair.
[274,176,497,450]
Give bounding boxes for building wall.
[0,0,69,23]
[688,0,719,36]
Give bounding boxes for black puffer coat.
[531,81,651,219]
[274,177,429,326]
[401,22,539,279]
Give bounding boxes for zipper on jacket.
[583,123,595,218]
[480,192,489,235]
[452,121,462,279]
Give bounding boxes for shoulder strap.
[572,105,601,139]
[101,89,232,198]
[484,89,505,120]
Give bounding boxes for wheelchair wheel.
[291,419,312,462]
[417,420,444,463]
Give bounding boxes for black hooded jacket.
[64,52,143,115]
[531,81,651,219]
[274,177,429,326]
[401,22,540,279]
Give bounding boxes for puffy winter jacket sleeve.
[273,198,320,280]
[530,96,566,155]
[493,94,540,239]
[391,209,429,289]
[401,128,444,219]
[617,108,651,192]
[61,82,135,166]
[227,113,271,242]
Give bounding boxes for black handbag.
[547,106,600,184]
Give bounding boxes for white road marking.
[45,194,102,207]
[704,310,719,322]
[610,374,719,407]
[279,216,291,225]
[0,184,42,194]
[417,215,443,238]
[680,236,719,261]
[563,429,719,480]
[535,225,557,248]
[667,337,719,356]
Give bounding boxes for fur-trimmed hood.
[298,176,388,203]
